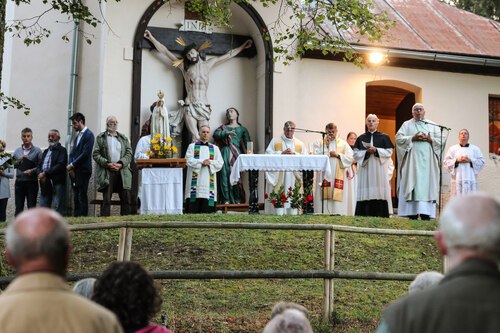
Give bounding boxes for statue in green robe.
[213,107,251,204]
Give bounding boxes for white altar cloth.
[230,154,332,184]
[141,168,183,215]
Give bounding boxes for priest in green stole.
[185,126,224,213]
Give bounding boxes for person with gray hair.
[376,192,500,333]
[36,129,68,215]
[185,125,224,213]
[396,103,444,220]
[73,277,97,299]
[263,307,313,333]
[408,271,444,294]
[93,115,133,216]
[353,114,394,217]
[0,208,123,332]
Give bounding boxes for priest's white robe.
[443,144,485,198]
[396,118,444,218]
[265,135,307,212]
[184,143,224,201]
[312,138,354,215]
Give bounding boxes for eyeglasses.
[413,108,424,111]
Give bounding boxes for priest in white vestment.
[312,123,354,215]
[185,126,224,213]
[353,114,394,217]
[265,121,307,213]
[444,129,485,198]
[396,103,444,220]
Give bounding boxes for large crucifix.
[143,25,256,141]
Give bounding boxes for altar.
[136,159,186,215]
[229,154,332,214]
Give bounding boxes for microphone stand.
[419,120,451,216]
[294,127,327,214]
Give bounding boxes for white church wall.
[274,59,500,200]
[3,2,74,149]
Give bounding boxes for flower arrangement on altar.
[264,185,287,208]
[146,133,178,159]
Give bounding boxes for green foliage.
[0,92,30,114]
[446,0,499,20]
[188,0,394,65]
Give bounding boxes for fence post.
[329,230,335,320]
[117,227,127,261]
[117,227,134,261]
[323,229,331,321]
[124,228,133,261]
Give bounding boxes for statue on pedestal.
[150,90,170,139]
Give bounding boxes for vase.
[288,208,298,216]
[275,207,285,216]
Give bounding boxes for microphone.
[419,120,451,131]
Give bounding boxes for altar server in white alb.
[353,114,394,217]
[443,129,485,198]
[396,103,444,220]
[185,126,223,213]
[265,121,307,212]
[312,122,354,215]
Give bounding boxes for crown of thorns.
[172,36,212,68]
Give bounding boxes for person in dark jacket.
[12,127,42,216]
[376,192,500,333]
[37,129,68,215]
[67,112,95,217]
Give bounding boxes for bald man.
[377,193,500,333]
[0,208,123,332]
[396,103,444,220]
[93,116,133,216]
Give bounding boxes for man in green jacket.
[376,192,500,333]
[93,116,133,216]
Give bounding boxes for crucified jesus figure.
[144,30,252,141]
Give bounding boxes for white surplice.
[443,143,485,198]
[353,145,394,213]
[312,138,354,215]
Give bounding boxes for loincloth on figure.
[184,103,211,121]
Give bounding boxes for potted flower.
[302,183,314,214]
[264,185,287,215]
[287,181,303,215]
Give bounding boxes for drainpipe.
[66,20,80,150]
[66,19,80,215]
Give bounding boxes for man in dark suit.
[376,192,500,333]
[67,113,94,217]
[37,129,68,215]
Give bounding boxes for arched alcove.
[129,0,273,209]
[365,80,422,207]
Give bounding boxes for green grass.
[0,214,440,332]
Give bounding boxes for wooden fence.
[0,221,440,321]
